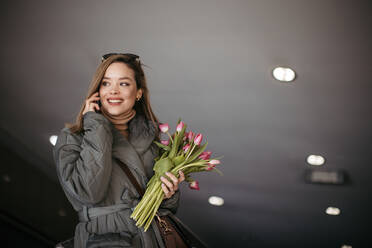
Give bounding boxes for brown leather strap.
[115,158,145,196]
[155,216,188,248]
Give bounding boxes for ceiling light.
[208,196,224,206]
[305,169,345,185]
[307,155,325,166]
[272,67,296,82]
[50,135,58,146]
[326,207,341,216]
[341,245,352,248]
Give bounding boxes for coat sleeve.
[53,111,113,205]
[159,188,180,214]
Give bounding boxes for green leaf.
[172,155,186,166]
[153,141,171,151]
[169,123,187,158]
[153,157,174,176]
[186,142,208,164]
[160,151,169,160]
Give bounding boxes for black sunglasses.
[101,53,140,62]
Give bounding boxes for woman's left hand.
[161,171,185,199]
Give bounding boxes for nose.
[110,84,120,94]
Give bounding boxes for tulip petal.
[189,181,200,190]
[176,121,185,132]
[183,144,191,152]
[159,123,169,133]
[194,133,203,145]
[209,159,221,165]
[187,131,194,141]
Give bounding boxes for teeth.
[108,99,123,103]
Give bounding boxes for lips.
[107,97,123,105]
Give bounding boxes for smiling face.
[99,62,142,116]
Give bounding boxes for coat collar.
[111,114,156,183]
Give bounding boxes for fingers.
[87,92,100,102]
[165,172,179,191]
[93,103,100,112]
[161,183,171,199]
[83,92,101,114]
[89,93,101,105]
[161,174,175,199]
[161,176,174,192]
[161,171,186,199]
[178,171,185,182]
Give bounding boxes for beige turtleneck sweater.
[100,107,136,139]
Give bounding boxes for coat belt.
[78,203,134,222]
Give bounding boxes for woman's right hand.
[83,92,101,115]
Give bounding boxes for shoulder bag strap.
[115,158,145,196]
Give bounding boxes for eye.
[120,82,129,86]
[101,81,109,86]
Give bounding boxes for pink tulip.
[194,133,203,145]
[189,181,200,190]
[159,123,169,133]
[176,121,184,132]
[198,151,212,160]
[208,159,220,165]
[187,131,194,141]
[183,131,189,141]
[183,144,191,152]
[206,159,220,171]
[161,140,169,146]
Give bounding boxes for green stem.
[140,187,163,227]
[136,191,158,224]
[166,131,174,143]
[172,147,197,170]
[144,189,164,231]
[139,195,159,226]
[185,144,196,161]
[211,166,223,176]
[171,162,206,174]
[131,181,160,219]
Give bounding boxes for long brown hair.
[65,54,160,139]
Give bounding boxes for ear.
[137,88,143,99]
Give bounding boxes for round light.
[326,207,341,216]
[307,155,325,166]
[272,67,296,82]
[208,196,224,206]
[50,135,58,146]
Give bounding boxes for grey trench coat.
[53,111,180,248]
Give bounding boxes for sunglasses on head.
[101,53,140,62]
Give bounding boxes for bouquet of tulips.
[130,119,222,231]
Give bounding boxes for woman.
[53,53,187,248]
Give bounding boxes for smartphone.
[96,97,102,113]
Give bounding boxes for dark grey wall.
[1,0,371,247]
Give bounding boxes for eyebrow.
[102,76,133,81]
